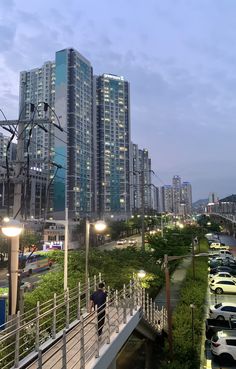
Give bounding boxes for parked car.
[206,317,236,339]
[208,258,225,268]
[128,238,137,246]
[116,239,127,245]
[219,250,233,258]
[211,330,236,363]
[209,266,236,276]
[210,280,236,294]
[209,271,235,282]
[208,252,221,259]
[209,302,236,320]
[210,243,230,250]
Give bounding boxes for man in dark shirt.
[90,282,107,336]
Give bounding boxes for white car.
[210,243,230,250]
[128,238,137,245]
[210,280,236,294]
[211,330,236,362]
[209,272,235,282]
[116,239,127,245]
[209,302,236,320]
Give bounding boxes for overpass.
[208,212,236,237]
[0,277,167,369]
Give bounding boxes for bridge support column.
[145,339,153,369]
[108,358,116,369]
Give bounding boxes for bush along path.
[158,239,209,369]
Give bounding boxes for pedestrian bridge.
[0,277,167,369]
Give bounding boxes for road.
[0,235,142,288]
[0,266,57,288]
[98,234,142,251]
[202,234,236,369]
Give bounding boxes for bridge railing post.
[65,288,70,329]
[143,289,146,317]
[137,284,142,306]
[35,301,40,351]
[14,310,20,368]
[147,293,150,321]
[115,290,119,333]
[106,296,110,344]
[150,298,153,324]
[94,275,97,291]
[80,316,85,368]
[52,293,57,339]
[95,306,100,358]
[87,277,91,312]
[62,329,67,368]
[123,284,127,324]
[129,279,133,316]
[77,282,81,320]
[38,349,43,369]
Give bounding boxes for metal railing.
[0,278,167,369]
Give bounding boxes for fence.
[0,277,167,369]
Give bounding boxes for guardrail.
[0,277,167,369]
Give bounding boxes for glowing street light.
[2,218,23,317]
[137,269,146,279]
[85,219,107,309]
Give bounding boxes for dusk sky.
[1,0,236,201]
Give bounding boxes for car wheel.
[215,287,223,294]
[216,315,225,320]
[219,353,234,364]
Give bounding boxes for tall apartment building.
[130,145,152,212]
[95,74,130,218]
[172,175,182,215]
[161,185,173,213]
[130,143,140,212]
[139,149,152,211]
[19,48,94,220]
[181,181,192,214]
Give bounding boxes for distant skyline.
[1,0,236,201]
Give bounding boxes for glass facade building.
[95,74,130,218]
[20,48,94,219]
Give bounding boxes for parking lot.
[202,234,236,369]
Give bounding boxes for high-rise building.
[181,181,192,214]
[139,149,152,211]
[95,73,130,218]
[208,192,219,204]
[19,48,94,219]
[172,175,182,215]
[130,145,153,213]
[130,143,140,212]
[161,185,173,213]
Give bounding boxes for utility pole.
[164,254,173,358]
[192,236,195,280]
[141,170,145,250]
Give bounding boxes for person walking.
[90,282,107,337]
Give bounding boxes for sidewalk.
[154,257,192,311]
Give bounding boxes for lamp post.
[190,303,195,349]
[2,218,23,318]
[85,219,106,310]
[45,208,69,290]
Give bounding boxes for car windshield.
[215,303,222,309]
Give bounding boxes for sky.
[1,0,236,201]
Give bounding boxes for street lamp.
[85,219,106,310]
[2,218,23,317]
[137,269,146,279]
[190,304,196,349]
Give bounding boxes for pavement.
[154,257,192,310]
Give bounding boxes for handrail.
[0,277,167,369]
